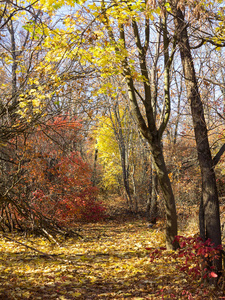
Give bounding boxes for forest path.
[0,218,223,299]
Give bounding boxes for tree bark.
[150,137,178,249]
[171,3,222,274]
[110,104,133,212]
[147,163,158,224]
[150,169,158,224]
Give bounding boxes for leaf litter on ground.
[0,219,224,299]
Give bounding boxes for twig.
[41,228,60,246]
[2,234,54,259]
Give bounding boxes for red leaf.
[159,247,166,250]
[180,241,186,248]
[209,272,218,278]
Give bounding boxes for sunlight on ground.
[0,218,223,299]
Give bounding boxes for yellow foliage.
[95,116,122,189]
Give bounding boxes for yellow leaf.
[67,291,82,297]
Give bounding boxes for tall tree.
[83,1,178,249]
[169,0,225,275]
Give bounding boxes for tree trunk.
[131,164,138,213]
[91,146,98,186]
[150,166,158,224]
[171,3,222,274]
[150,137,178,249]
[147,163,158,224]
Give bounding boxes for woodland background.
[0,0,225,299]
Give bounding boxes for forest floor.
[0,208,225,299]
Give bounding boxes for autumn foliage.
[29,151,104,225]
[147,235,222,281]
[2,116,106,232]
